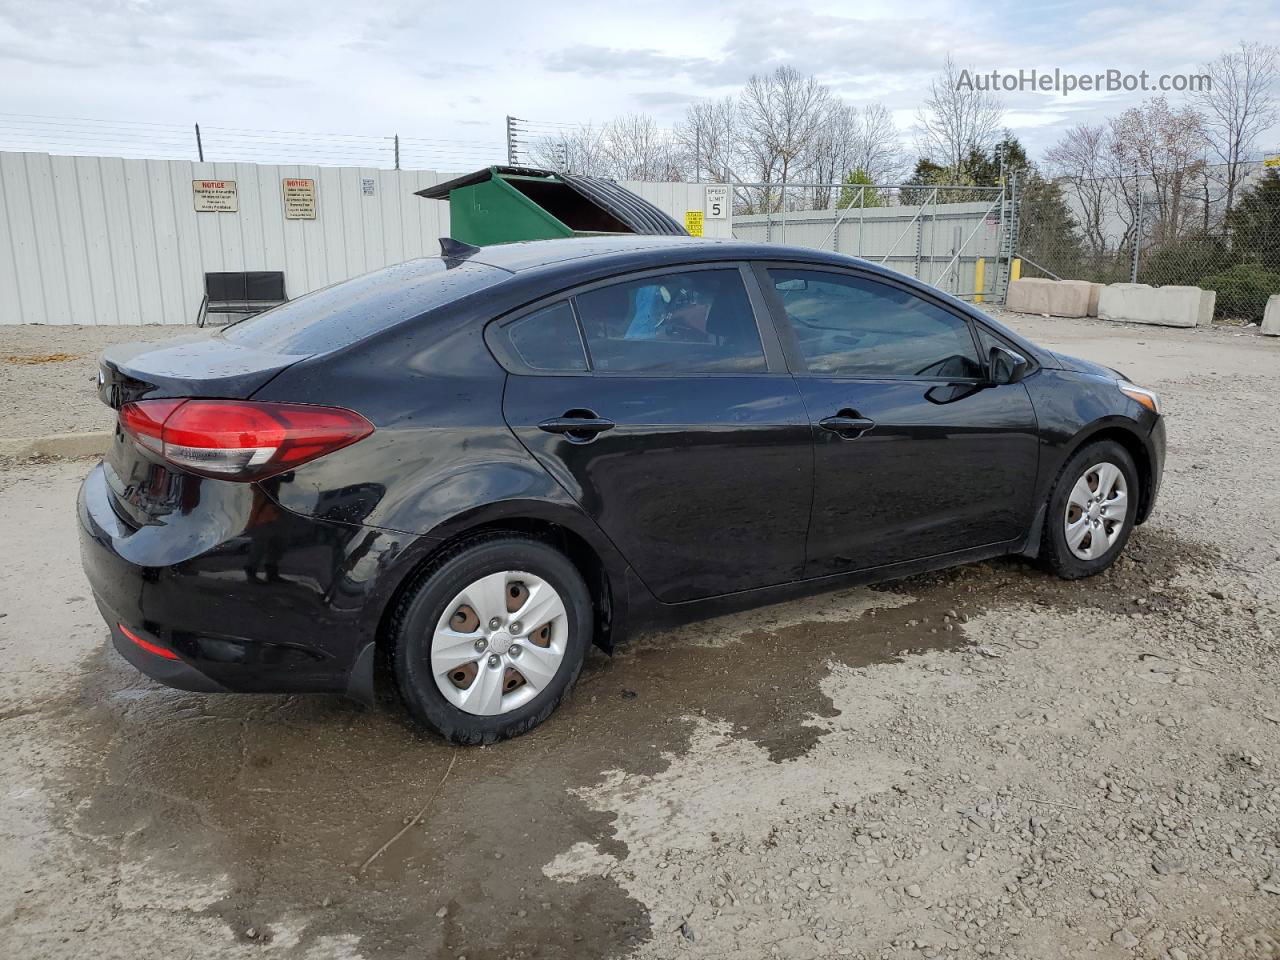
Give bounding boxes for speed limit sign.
[704,185,728,219]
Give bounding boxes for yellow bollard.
[974,258,986,303]
[1011,258,1022,282]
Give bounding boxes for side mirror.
[989,346,1029,385]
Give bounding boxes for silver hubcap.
[1064,461,1130,561]
[431,571,567,716]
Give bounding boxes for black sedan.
[79,237,1165,743]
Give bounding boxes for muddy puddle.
[48,526,1213,959]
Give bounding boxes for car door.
[757,264,1040,577]
[494,263,814,603]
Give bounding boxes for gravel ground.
[0,311,1278,960]
[0,324,205,437]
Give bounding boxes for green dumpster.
[415,166,688,246]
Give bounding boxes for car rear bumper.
[103,610,228,693]
[77,462,412,695]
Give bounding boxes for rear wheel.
[1040,440,1138,579]
[390,536,592,744]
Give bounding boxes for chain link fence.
[1018,160,1280,323]
[729,181,1017,303]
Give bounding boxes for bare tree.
[600,114,688,181]
[805,102,905,207]
[528,115,689,180]
[1045,123,1115,256]
[527,123,610,176]
[739,65,833,211]
[1108,97,1207,242]
[809,101,860,208]
[675,96,741,183]
[1196,41,1279,214]
[848,103,907,184]
[915,54,1004,179]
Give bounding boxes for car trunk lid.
[98,335,307,409]
[98,335,310,526]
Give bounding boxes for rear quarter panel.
[250,296,632,592]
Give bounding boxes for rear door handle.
[819,411,876,439]
[537,411,616,442]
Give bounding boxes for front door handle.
[537,410,616,443]
[819,410,876,440]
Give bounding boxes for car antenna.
[439,237,482,259]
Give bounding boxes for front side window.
[573,268,766,373]
[768,269,982,379]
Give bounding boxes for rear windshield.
[220,259,508,355]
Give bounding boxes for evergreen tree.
[899,158,950,204]
[1226,170,1280,272]
[901,134,1086,278]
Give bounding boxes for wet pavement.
[29,509,1213,960]
[59,580,973,958]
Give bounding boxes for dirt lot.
[1,312,1278,960]
[0,324,204,437]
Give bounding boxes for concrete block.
[1080,280,1103,317]
[1097,283,1205,328]
[1198,289,1216,326]
[1005,278,1052,315]
[1006,278,1098,318]
[1261,295,1280,336]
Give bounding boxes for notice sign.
[684,210,704,236]
[192,180,238,213]
[282,178,317,219]
[361,177,376,197]
[704,185,728,219]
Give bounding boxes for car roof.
[460,235,862,275]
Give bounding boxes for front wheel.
[389,535,592,744]
[1040,440,1138,580]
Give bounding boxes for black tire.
[1040,439,1139,580]
[389,534,592,744]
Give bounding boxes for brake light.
[119,398,184,455]
[119,399,373,481]
[118,623,179,660]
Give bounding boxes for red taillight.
[118,623,180,660]
[119,398,184,455]
[119,399,373,481]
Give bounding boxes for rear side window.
[506,302,588,371]
[768,269,982,379]
[573,268,766,374]
[220,259,506,355]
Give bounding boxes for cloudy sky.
[1,0,1277,168]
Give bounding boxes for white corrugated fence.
[0,151,731,326]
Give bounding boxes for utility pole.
[394,134,400,171]
[1131,187,1144,284]
[506,116,523,166]
[194,123,204,162]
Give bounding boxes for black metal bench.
[196,271,288,327]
